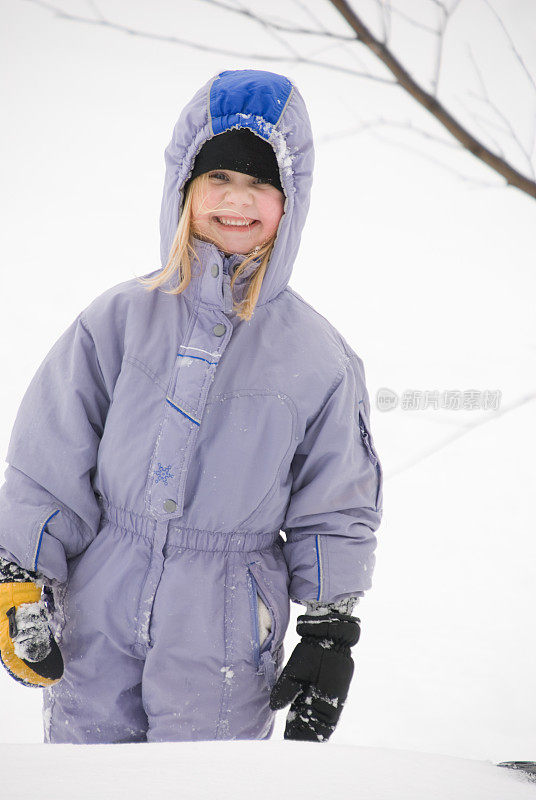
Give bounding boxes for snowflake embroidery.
[153,462,174,486]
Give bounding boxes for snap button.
[213,323,226,337]
[163,499,177,513]
[211,263,219,277]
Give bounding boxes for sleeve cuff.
[301,596,360,616]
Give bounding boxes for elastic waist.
[98,498,281,552]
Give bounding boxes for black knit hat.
[184,127,283,196]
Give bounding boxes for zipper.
[358,414,377,464]
[246,564,276,666]
[358,409,383,512]
[221,272,234,314]
[246,568,261,667]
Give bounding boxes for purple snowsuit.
[0,69,383,742]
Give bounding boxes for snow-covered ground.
[3,741,536,800]
[1,0,536,778]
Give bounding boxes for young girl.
[0,69,383,743]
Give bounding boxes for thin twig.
[85,0,104,21]
[467,46,536,179]
[358,126,500,188]
[480,0,536,97]
[200,0,358,40]
[317,115,460,150]
[293,0,371,72]
[385,392,536,480]
[235,0,302,62]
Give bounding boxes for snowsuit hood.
[159,69,314,307]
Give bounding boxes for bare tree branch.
[430,0,462,97]
[453,95,507,159]
[24,0,396,84]
[317,115,459,150]
[201,0,357,40]
[234,0,302,63]
[85,0,104,21]
[293,0,371,72]
[351,125,500,189]
[379,0,461,38]
[327,0,536,198]
[316,108,505,188]
[386,7,436,37]
[480,0,536,97]
[466,46,536,179]
[479,0,536,174]
[375,0,444,38]
[374,0,388,43]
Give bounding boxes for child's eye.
[209,172,268,185]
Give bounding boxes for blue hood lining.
[209,70,293,138]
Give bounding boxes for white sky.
[1,0,536,762]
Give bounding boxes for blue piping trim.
[34,510,60,571]
[165,398,200,426]
[246,568,261,668]
[177,353,218,365]
[315,535,322,602]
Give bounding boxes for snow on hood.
[159,69,314,306]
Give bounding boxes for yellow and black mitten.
[0,557,63,687]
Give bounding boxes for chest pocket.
[182,390,295,531]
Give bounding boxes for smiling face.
[190,170,285,255]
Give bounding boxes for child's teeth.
[217,217,252,226]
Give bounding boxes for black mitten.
[269,610,360,741]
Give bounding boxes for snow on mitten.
[269,597,360,742]
[0,557,64,687]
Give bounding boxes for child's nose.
[225,184,253,202]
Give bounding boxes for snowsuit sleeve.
[0,312,110,585]
[281,352,383,605]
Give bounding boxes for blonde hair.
[135,173,280,322]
